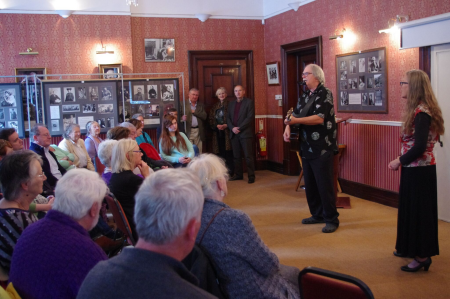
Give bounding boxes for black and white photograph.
[375,90,382,106]
[49,88,62,104]
[350,60,357,74]
[369,93,375,106]
[340,80,347,90]
[51,119,60,132]
[0,89,17,107]
[83,104,96,113]
[105,117,114,128]
[101,87,112,101]
[359,58,365,73]
[89,86,99,101]
[8,121,18,131]
[0,122,4,128]
[133,85,146,102]
[97,118,105,128]
[147,85,158,99]
[64,87,75,102]
[63,114,76,131]
[98,104,114,114]
[0,109,4,119]
[62,104,80,112]
[9,108,18,120]
[265,61,280,85]
[119,86,130,102]
[374,74,382,88]
[161,84,174,101]
[361,93,368,106]
[340,91,349,106]
[340,71,347,80]
[149,104,160,117]
[78,87,87,100]
[340,60,347,70]
[367,77,374,89]
[368,55,383,73]
[348,78,357,89]
[144,38,175,62]
[99,64,123,79]
[358,75,366,90]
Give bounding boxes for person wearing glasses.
[388,70,444,272]
[0,151,44,277]
[283,64,339,233]
[29,124,66,195]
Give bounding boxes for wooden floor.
[225,170,450,299]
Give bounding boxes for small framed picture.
[144,39,175,62]
[266,61,280,86]
[98,63,122,79]
[14,67,47,83]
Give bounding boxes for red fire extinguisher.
[256,131,267,157]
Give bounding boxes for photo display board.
[43,80,119,136]
[118,78,180,129]
[336,47,388,113]
[0,83,25,138]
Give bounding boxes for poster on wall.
[336,47,388,113]
[0,83,25,138]
[144,38,175,62]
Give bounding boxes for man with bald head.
[227,85,255,184]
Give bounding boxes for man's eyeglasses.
[400,82,408,86]
[36,173,46,179]
[302,72,312,77]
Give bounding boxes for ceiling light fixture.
[329,28,346,40]
[195,14,211,22]
[126,0,138,6]
[379,14,409,34]
[288,2,302,12]
[56,10,74,18]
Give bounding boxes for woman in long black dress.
[388,69,444,272]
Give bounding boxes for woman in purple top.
[85,121,103,162]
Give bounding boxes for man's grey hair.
[189,88,199,93]
[309,64,325,85]
[53,169,107,220]
[132,113,143,119]
[120,122,136,130]
[30,123,47,139]
[0,150,42,201]
[188,154,228,199]
[134,169,204,245]
[63,123,80,139]
[97,139,118,167]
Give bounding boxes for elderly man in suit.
[227,85,255,184]
[181,88,207,154]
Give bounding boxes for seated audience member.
[77,169,216,299]
[132,113,154,146]
[0,140,13,160]
[156,107,181,141]
[106,126,130,140]
[97,139,118,184]
[10,169,108,299]
[85,121,103,162]
[159,115,194,168]
[0,151,44,276]
[29,124,66,194]
[50,144,76,171]
[0,128,23,151]
[59,124,95,171]
[188,154,300,299]
[108,139,151,240]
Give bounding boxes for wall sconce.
[379,14,409,33]
[96,41,114,54]
[19,48,39,55]
[56,10,74,18]
[288,2,302,11]
[195,14,211,22]
[329,28,346,40]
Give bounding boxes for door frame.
[280,36,323,175]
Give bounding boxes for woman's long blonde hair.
[402,69,444,135]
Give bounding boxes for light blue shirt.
[159,132,195,163]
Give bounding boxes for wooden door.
[188,51,254,153]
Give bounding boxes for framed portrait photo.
[266,61,280,86]
[144,38,175,62]
[98,63,123,79]
[14,67,47,83]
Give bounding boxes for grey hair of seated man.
[134,169,203,245]
[97,139,118,167]
[308,64,326,85]
[188,154,229,199]
[53,168,107,220]
[120,122,136,130]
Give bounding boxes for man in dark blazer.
[29,124,66,195]
[181,88,207,154]
[227,85,255,183]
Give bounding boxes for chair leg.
[337,179,342,193]
[295,170,303,192]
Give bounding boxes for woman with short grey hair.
[97,139,118,184]
[58,124,94,171]
[85,121,103,162]
[0,150,45,276]
[188,154,300,299]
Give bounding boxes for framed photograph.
[336,47,388,113]
[14,67,47,83]
[266,61,280,86]
[0,83,25,137]
[98,63,122,79]
[144,39,175,62]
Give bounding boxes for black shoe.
[229,175,243,181]
[322,223,338,233]
[248,177,255,184]
[393,251,407,257]
[401,258,432,272]
[301,216,325,224]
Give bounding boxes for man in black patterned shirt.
[283,64,339,233]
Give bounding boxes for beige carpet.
[225,170,450,299]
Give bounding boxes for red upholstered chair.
[139,143,161,161]
[104,194,136,246]
[299,266,374,299]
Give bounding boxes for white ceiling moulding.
[130,13,263,20]
[263,0,315,20]
[0,9,131,16]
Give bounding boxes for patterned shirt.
[294,83,338,159]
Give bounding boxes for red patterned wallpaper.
[0,14,133,80]
[130,17,267,115]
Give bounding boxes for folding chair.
[299,266,374,299]
[104,194,136,246]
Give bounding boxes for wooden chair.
[94,156,105,176]
[104,194,136,246]
[295,151,304,192]
[299,266,374,299]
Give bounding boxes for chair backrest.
[94,156,106,176]
[104,194,136,246]
[139,143,161,161]
[299,266,374,299]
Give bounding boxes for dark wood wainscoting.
[339,178,399,208]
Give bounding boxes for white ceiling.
[0,0,316,20]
